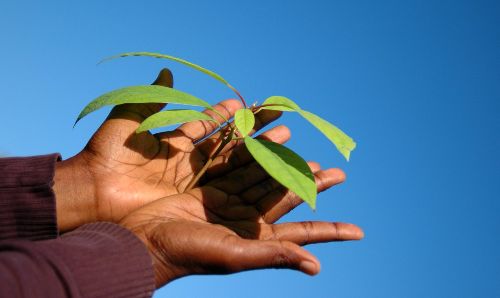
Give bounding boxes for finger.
[203,125,291,180]
[258,168,346,223]
[239,161,322,204]
[222,237,321,275]
[107,68,173,125]
[260,222,364,245]
[174,99,243,142]
[196,109,282,157]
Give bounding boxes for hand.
[120,160,364,287]
[53,69,284,231]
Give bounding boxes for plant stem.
[227,84,248,108]
[185,125,234,190]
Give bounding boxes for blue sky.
[1,1,499,297]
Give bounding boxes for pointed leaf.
[101,52,229,85]
[261,96,301,111]
[260,104,296,112]
[298,110,356,161]
[100,52,245,105]
[234,109,255,137]
[244,137,317,209]
[137,109,217,133]
[75,85,211,125]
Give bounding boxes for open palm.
[56,69,285,230]
[121,158,363,287]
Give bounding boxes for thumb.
[107,68,174,123]
[152,68,174,87]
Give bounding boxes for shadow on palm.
[77,68,288,223]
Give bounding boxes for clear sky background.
[1,1,499,297]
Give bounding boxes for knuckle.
[300,221,314,245]
[330,222,340,239]
[284,191,300,210]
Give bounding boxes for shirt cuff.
[0,154,60,241]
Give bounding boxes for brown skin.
[53,68,363,287]
[54,69,289,231]
[120,162,364,287]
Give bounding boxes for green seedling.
[75,52,356,209]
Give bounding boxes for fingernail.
[299,261,318,275]
[357,228,365,239]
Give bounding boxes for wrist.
[53,154,96,232]
[120,217,177,288]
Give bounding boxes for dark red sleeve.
[0,155,155,297]
[0,222,155,298]
[0,154,60,241]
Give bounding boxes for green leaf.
[100,52,246,106]
[101,52,229,86]
[261,96,356,161]
[75,85,211,125]
[298,110,356,161]
[234,109,255,137]
[261,96,301,111]
[137,109,217,133]
[244,137,317,209]
[260,104,295,112]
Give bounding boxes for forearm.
[0,222,155,298]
